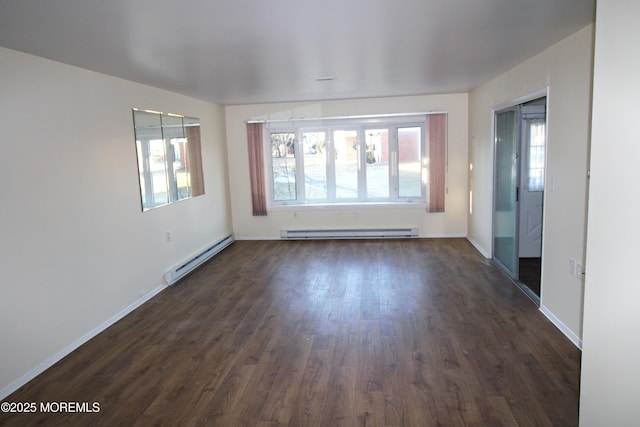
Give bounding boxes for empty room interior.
[1,0,638,425]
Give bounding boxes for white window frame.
[264,116,427,208]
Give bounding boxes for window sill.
[267,201,427,212]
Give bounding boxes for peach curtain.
[185,125,205,197]
[428,114,447,212]
[247,123,268,216]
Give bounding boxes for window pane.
[527,121,545,191]
[161,114,182,201]
[171,137,190,199]
[365,129,389,198]
[271,132,297,201]
[149,138,169,206]
[398,127,422,198]
[134,110,165,210]
[183,117,205,198]
[136,142,147,202]
[303,131,327,199]
[334,130,359,199]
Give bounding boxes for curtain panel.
[185,125,205,197]
[247,123,268,216]
[427,114,447,212]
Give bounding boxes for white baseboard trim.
[234,236,280,241]
[0,283,168,401]
[237,234,468,241]
[540,305,583,350]
[418,233,467,239]
[466,236,491,258]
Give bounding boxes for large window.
[264,115,444,207]
[133,109,204,211]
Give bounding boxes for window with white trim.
[265,116,432,206]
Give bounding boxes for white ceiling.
[0,0,594,105]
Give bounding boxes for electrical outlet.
[569,258,576,275]
[576,263,584,278]
[166,231,171,242]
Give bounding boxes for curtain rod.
[246,111,446,124]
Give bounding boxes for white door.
[518,105,545,258]
[519,186,543,257]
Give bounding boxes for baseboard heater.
[280,228,419,240]
[165,234,234,285]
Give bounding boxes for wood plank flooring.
[0,239,581,426]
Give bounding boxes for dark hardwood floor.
[519,258,542,297]
[0,239,581,426]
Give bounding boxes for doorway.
[493,97,546,302]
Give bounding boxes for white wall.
[580,0,640,424]
[0,47,232,396]
[468,25,594,344]
[225,94,468,239]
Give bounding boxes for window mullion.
[327,129,336,202]
[421,122,427,201]
[391,127,399,200]
[296,130,305,202]
[357,128,366,201]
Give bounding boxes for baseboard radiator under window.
[280,228,419,240]
[165,234,234,285]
